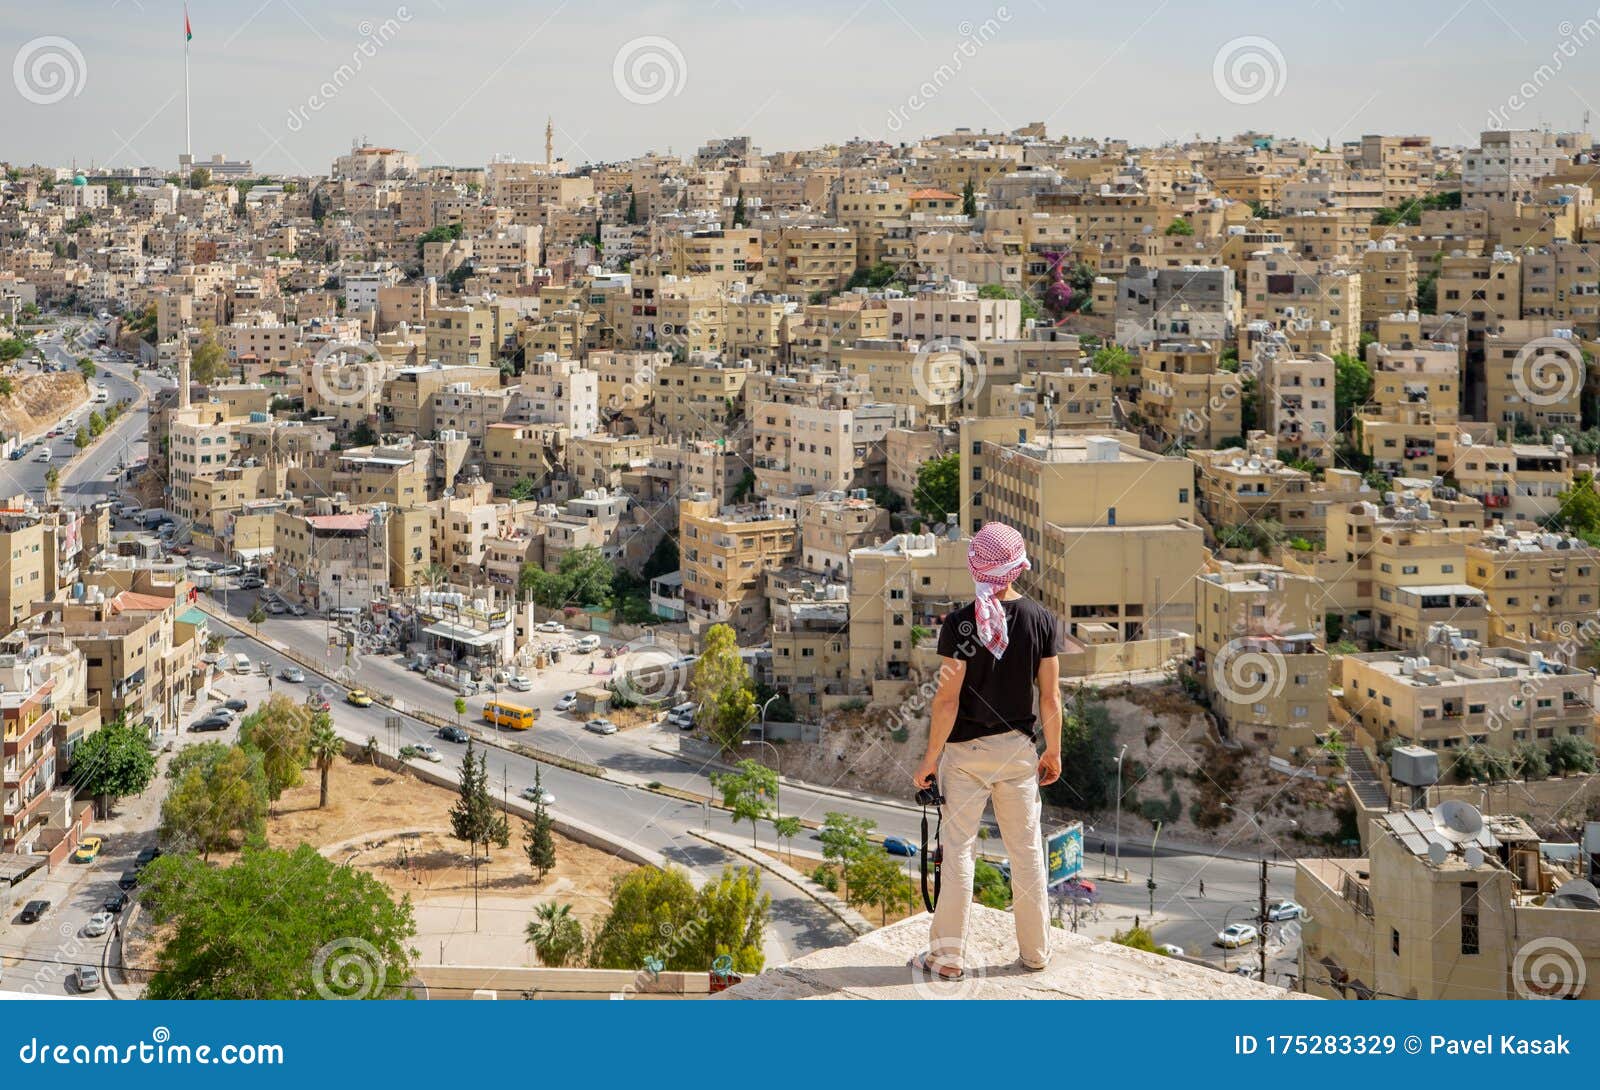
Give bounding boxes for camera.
[916,778,944,808]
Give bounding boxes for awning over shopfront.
[422,621,504,648]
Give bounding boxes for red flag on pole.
[185,6,193,42]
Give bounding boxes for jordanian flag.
[185,6,193,42]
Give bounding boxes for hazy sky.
[5,0,1600,174]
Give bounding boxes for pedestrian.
[1198,879,1205,898]
[911,521,1065,982]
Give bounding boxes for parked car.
[535,621,566,634]
[232,653,252,673]
[102,892,129,915]
[554,692,577,712]
[238,576,264,589]
[117,870,139,891]
[507,674,533,691]
[221,698,248,712]
[265,600,287,615]
[1159,943,1186,957]
[208,706,238,723]
[583,718,618,735]
[191,714,230,732]
[73,966,101,993]
[574,635,601,653]
[520,785,556,806]
[883,836,919,857]
[278,666,305,683]
[436,726,469,743]
[214,565,242,577]
[19,899,51,923]
[288,603,306,616]
[82,912,114,938]
[1263,900,1303,922]
[72,835,103,863]
[134,846,162,870]
[345,689,373,707]
[1217,923,1259,949]
[410,743,443,763]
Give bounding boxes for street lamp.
[757,693,780,743]
[1112,744,1128,879]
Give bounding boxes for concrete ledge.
[715,906,1318,1001]
[692,827,873,936]
[414,963,710,1000]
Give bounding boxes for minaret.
[177,334,192,409]
[545,117,554,168]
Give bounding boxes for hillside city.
[2,123,1600,1002]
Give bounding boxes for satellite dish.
[1428,842,1449,866]
[1464,846,1485,868]
[1434,800,1484,844]
[1550,879,1600,910]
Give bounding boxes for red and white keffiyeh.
[967,522,1030,659]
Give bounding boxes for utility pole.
[1147,821,1161,918]
[1258,858,1269,984]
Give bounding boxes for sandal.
[909,951,965,981]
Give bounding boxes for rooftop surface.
[717,907,1311,1001]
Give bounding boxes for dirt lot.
[0,370,88,438]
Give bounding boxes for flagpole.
[184,36,192,165]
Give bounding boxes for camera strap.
[920,801,942,913]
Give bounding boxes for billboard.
[1046,822,1084,886]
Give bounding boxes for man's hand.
[1036,750,1061,786]
[913,752,939,790]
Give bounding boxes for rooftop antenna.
[1434,799,1485,844]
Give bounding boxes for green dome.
[72,174,87,186]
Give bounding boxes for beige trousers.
[927,730,1051,972]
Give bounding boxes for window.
[1391,928,1400,956]
[1460,883,1479,955]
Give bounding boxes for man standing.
[912,522,1064,981]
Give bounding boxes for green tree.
[140,845,416,999]
[248,602,267,629]
[1111,924,1166,954]
[190,333,229,385]
[68,717,156,818]
[625,187,638,225]
[1548,735,1597,776]
[188,166,212,189]
[709,759,777,845]
[0,376,13,398]
[731,192,747,227]
[1553,472,1600,546]
[525,902,584,967]
[1164,217,1194,236]
[159,744,269,859]
[1042,689,1121,812]
[818,811,877,904]
[449,740,509,857]
[772,815,802,863]
[348,419,378,447]
[588,865,769,975]
[43,466,59,497]
[237,694,311,802]
[74,426,89,449]
[77,357,96,380]
[87,410,105,437]
[1333,352,1373,431]
[689,624,757,753]
[523,768,557,878]
[845,851,917,925]
[1512,741,1550,781]
[914,450,960,526]
[453,696,467,724]
[508,476,538,501]
[1090,344,1132,376]
[307,712,341,809]
[961,178,977,217]
[517,546,616,609]
[641,534,679,580]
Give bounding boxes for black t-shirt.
[936,596,1066,743]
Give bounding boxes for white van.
[233,653,252,674]
[574,634,601,653]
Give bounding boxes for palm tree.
[308,713,341,809]
[524,902,584,967]
[424,563,448,592]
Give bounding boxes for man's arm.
[1036,652,1062,786]
[913,655,966,789]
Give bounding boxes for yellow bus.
[483,700,538,731]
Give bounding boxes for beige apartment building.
[1465,528,1600,657]
[1358,244,1417,330]
[1258,346,1336,467]
[272,506,391,610]
[798,492,891,578]
[1482,323,1584,432]
[383,363,501,436]
[1138,342,1244,450]
[1190,446,1319,540]
[1298,807,1600,1000]
[481,422,566,495]
[769,582,852,720]
[847,529,970,700]
[1366,340,1460,421]
[1195,561,1329,758]
[653,359,752,437]
[1453,439,1573,525]
[1242,250,1362,358]
[771,226,857,297]
[1436,251,1521,339]
[678,497,797,639]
